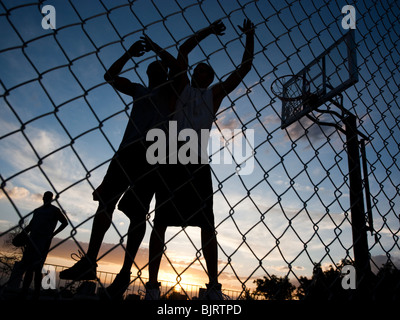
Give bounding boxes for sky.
[0,0,399,292]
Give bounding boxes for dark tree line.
[252,260,400,300]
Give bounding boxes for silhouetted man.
[146,19,255,300]
[17,191,67,298]
[59,37,178,299]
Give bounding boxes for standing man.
[18,191,68,298]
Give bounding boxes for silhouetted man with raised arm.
[59,38,178,299]
[146,19,255,300]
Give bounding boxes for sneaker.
[60,253,97,281]
[102,271,131,300]
[204,283,230,300]
[144,282,161,300]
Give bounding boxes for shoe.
[60,253,97,280]
[144,282,161,300]
[102,271,131,300]
[203,283,230,300]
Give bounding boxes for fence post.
[343,114,371,293]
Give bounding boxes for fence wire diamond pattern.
[0,0,399,300]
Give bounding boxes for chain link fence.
[0,0,399,299]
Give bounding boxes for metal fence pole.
[343,114,371,293]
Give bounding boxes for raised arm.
[141,35,178,73]
[178,20,226,67]
[213,19,255,112]
[141,35,183,110]
[104,40,148,96]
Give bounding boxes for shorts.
[93,141,156,217]
[154,162,214,229]
[117,176,156,220]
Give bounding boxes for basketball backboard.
[279,30,358,129]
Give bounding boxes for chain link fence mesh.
[0,0,399,299]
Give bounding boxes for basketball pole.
[343,113,372,294]
[306,99,372,295]
[275,28,373,295]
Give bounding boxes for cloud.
[215,113,241,131]
[283,113,339,145]
[0,186,30,200]
[269,265,305,272]
[232,80,261,98]
[0,185,43,213]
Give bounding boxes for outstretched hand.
[238,19,255,36]
[140,34,157,52]
[128,39,149,57]
[209,19,226,36]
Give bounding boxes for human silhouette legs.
[120,218,147,273]
[145,224,166,300]
[103,178,155,299]
[86,204,116,261]
[59,144,149,281]
[148,224,166,285]
[101,217,146,299]
[201,227,218,285]
[146,224,219,299]
[147,162,222,299]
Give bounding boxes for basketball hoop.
[271,74,315,129]
[272,29,358,130]
[271,74,310,102]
